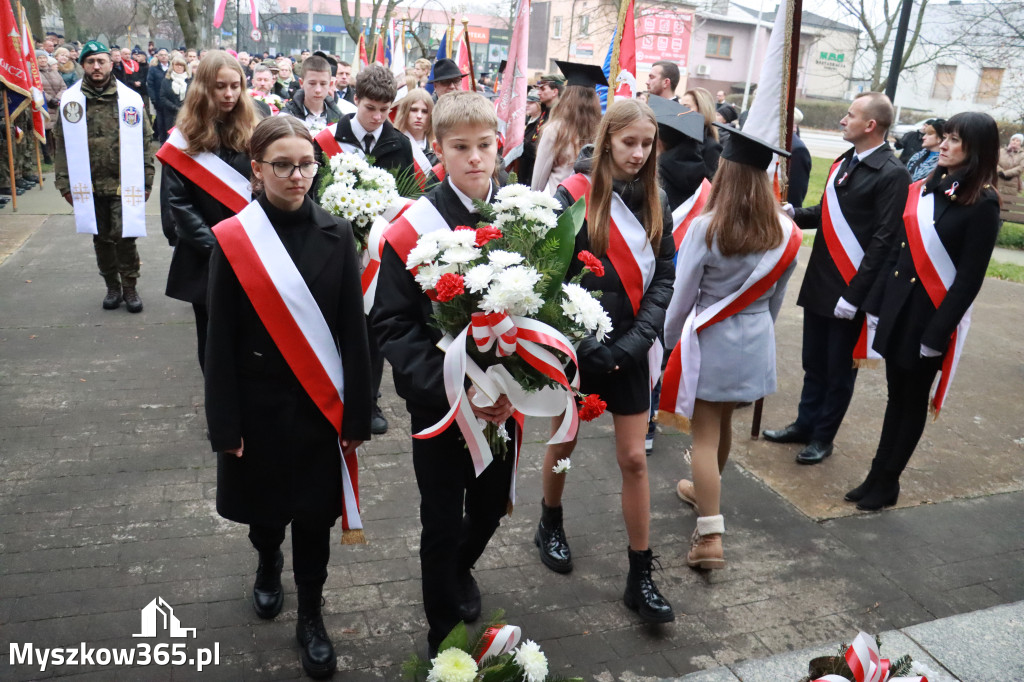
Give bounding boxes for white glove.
[920,344,942,358]
[781,202,796,218]
[866,314,879,331]
[834,297,858,320]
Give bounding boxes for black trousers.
[248,520,332,589]
[870,357,942,477]
[795,309,862,443]
[193,302,208,373]
[367,314,384,402]
[411,415,515,649]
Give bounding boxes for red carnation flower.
[455,225,475,231]
[578,250,605,277]
[475,225,503,247]
[434,273,466,302]
[579,394,607,422]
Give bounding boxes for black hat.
[647,95,704,142]
[716,103,739,124]
[554,60,608,89]
[312,50,338,76]
[715,123,790,169]
[428,58,467,83]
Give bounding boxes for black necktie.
[848,154,860,173]
[363,133,374,155]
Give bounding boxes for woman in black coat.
[159,52,259,371]
[158,55,190,142]
[205,116,371,679]
[851,111,1002,511]
[534,100,676,624]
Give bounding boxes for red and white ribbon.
[903,181,971,417]
[314,124,365,160]
[475,624,521,663]
[813,632,927,682]
[671,178,712,249]
[360,199,414,314]
[156,128,252,214]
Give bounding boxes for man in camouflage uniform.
[54,41,155,312]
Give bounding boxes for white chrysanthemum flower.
[552,458,571,474]
[480,265,542,314]
[464,264,495,293]
[562,283,613,341]
[426,648,478,682]
[406,236,441,270]
[440,245,481,266]
[496,183,531,200]
[513,640,548,682]
[415,264,445,290]
[436,229,478,250]
[488,250,524,268]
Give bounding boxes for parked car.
[890,117,933,140]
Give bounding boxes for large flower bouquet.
[403,613,583,682]
[803,632,930,682]
[248,89,284,114]
[407,185,610,469]
[318,152,402,250]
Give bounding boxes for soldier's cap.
[715,123,790,170]
[428,58,467,83]
[648,95,704,143]
[311,50,338,76]
[527,89,540,103]
[78,40,110,64]
[261,58,280,71]
[554,60,607,89]
[537,72,566,86]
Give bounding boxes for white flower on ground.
[552,458,571,474]
[561,283,613,341]
[426,648,478,682]
[513,640,548,682]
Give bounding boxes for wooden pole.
[461,18,476,92]
[3,91,19,212]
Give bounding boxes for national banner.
[495,0,529,165]
[18,7,46,142]
[389,19,408,101]
[357,33,369,68]
[610,0,637,100]
[455,28,472,91]
[214,0,258,29]
[0,0,30,98]
[373,32,385,65]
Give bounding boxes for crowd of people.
[28,36,1008,679]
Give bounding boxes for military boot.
[252,550,284,619]
[102,277,122,310]
[122,277,143,313]
[296,586,336,679]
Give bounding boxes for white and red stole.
[431,162,446,182]
[212,202,364,543]
[561,173,664,390]
[404,131,431,189]
[359,199,414,313]
[903,181,971,417]
[821,157,880,366]
[658,218,802,431]
[671,178,712,250]
[313,123,366,160]
[155,128,252,213]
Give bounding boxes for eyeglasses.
[258,160,321,178]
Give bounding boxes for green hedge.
[997,221,1024,250]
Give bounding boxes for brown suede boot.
[122,277,143,313]
[686,515,725,570]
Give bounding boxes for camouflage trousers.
[92,195,141,282]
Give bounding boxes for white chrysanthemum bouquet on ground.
[403,613,583,682]
[318,152,401,249]
[407,185,611,466]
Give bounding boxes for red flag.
[357,34,369,68]
[19,7,46,142]
[373,33,385,65]
[612,0,637,100]
[0,0,31,98]
[455,29,472,91]
[495,0,529,164]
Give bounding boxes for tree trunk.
[57,0,83,42]
[23,0,44,45]
[173,0,199,49]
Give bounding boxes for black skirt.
[579,361,652,416]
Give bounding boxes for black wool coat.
[795,143,911,317]
[161,146,252,304]
[205,196,372,526]
[863,173,1000,368]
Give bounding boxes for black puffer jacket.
[161,146,252,304]
[554,147,675,371]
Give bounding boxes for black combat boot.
[102,278,122,310]
[122,277,143,313]
[252,549,284,619]
[296,586,336,679]
[623,547,675,623]
[534,499,572,573]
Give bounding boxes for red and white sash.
[212,202,363,541]
[360,198,414,314]
[314,123,365,160]
[659,218,802,429]
[405,131,431,189]
[671,178,712,250]
[903,181,971,417]
[430,161,446,182]
[561,173,664,389]
[821,157,881,365]
[156,128,252,214]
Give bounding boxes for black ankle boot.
[102,280,122,310]
[856,476,901,511]
[845,464,882,502]
[623,547,674,623]
[252,550,283,619]
[296,587,336,679]
[534,499,572,573]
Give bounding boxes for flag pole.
[3,91,19,212]
[609,0,629,87]
[461,18,476,92]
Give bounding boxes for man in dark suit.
[335,60,355,104]
[764,92,910,464]
[787,108,812,208]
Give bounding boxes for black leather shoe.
[252,550,284,619]
[370,403,388,435]
[534,500,573,573]
[796,440,834,464]
[763,422,811,444]
[295,611,337,679]
[856,479,900,511]
[455,571,481,623]
[623,547,674,623]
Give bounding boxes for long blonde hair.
[176,52,259,156]
[685,87,718,142]
[704,158,785,256]
[393,88,434,146]
[587,100,663,256]
[543,85,602,168]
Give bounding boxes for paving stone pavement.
[1,201,1022,680]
